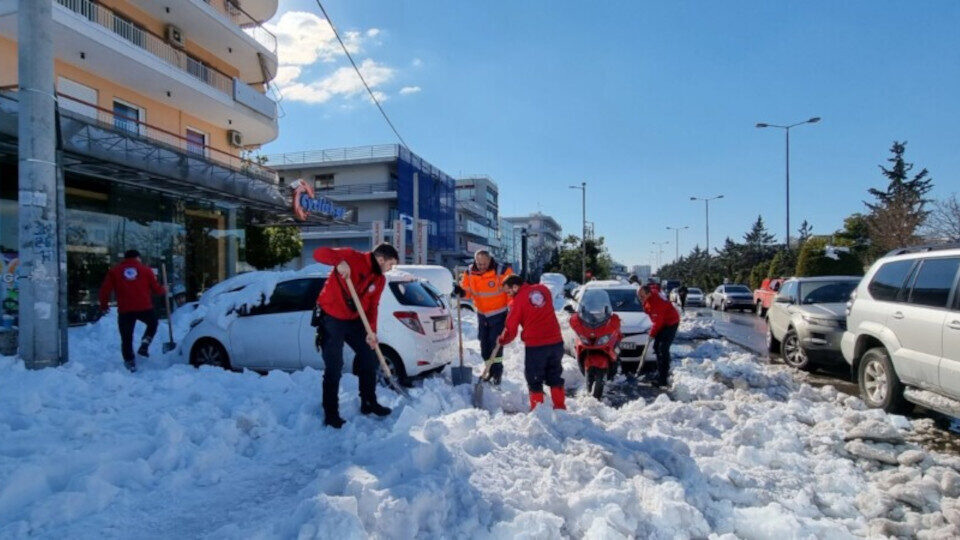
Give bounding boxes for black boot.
[137,337,151,357]
[361,400,391,417]
[324,414,346,429]
[124,359,137,372]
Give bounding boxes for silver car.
[708,284,754,311]
[766,276,861,369]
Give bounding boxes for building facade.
[267,145,456,267]
[453,175,498,267]
[503,212,562,277]
[0,0,284,324]
[631,264,652,281]
[496,218,520,269]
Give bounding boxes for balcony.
[267,145,402,167]
[315,181,398,202]
[0,90,285,212]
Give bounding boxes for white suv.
[842,246,960,414]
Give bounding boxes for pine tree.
[797,220,813,246]
[864,141,934,251]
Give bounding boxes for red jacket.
[99,259,165,313]
[499,283,562,348]
[314,247,386,332]
[643,291,680,338]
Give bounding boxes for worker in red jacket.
[99,250,166,372]
[638,283,680,388]
[313,243,399,429]
[498,275,566,411]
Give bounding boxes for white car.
[564,281,653,376]
[540,272,568,310]
[179,267,457,385]
[842,245,960,415]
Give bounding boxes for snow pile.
[676,311,721,340]
[1,313,959,537]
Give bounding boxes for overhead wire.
[314,0,410,149]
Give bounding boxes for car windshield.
[390,281,443,307]
[799,280,859,304]
[726,285,751,294]
[689,288,702,294]
[604,289,644,312]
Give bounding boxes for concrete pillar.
[225,206,238,277]
[18,0,64,368]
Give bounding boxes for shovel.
[450,296,472,386]
[471,343,502,408]
[160,264,176,353]
[344,278,409,397]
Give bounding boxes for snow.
[2,310,960,538]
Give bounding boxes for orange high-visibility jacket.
[459,260,513,317]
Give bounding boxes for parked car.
[540,272,568,310]
[564,281,653,376]
[753,277,786,317]
[668,286,704,307]
[707,284,754,311]
[842,245,960,415]
[766,276,861,370]
[180,267,457,386]
[397,265,456,309]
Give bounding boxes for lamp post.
[652,241,669,271]
[666,226,689,262]
[756,116,820,249]
[689,195,724,254]
[569,182,586,283]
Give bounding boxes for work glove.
[453,284,466,298]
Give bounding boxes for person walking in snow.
[677,284,689,313]
[313,243,399,429]
[99,250,166,372]
[453,250,513,384]
[498,275,566,411]
[637,284,680,388]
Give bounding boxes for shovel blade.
[451,366,472,386]
[162,342,176,353]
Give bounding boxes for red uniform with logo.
[643,289,681,387]
[99,257,166,366]
[499,283,566,410]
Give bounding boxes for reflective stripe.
[472,291,504,298]
[478,306,507,316]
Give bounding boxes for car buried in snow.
[179,266,457,386]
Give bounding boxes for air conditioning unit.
[227,130,243,148]
[165,25,184,49]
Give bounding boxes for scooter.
[569,289,622,400]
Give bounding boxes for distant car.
[669,287,704,307]
[564,281,653,376]
[180,267,457,385]
[540,272,568,310]
[708,284,754,312]
[766,276,861,370]
[753,277,786,317]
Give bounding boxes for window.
[279,176,286,186]
[113,100,141,134]
[248,278,325,316]
[390,281,442,307]
[725,285,751,294]
[799,280,860,305]
[314,174,334,190]
[605,289,644,312]
[185,128,206,157]
[776,281,798,303]
[868,260,915,302]
[906,258,960,308]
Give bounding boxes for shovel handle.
[161,264,175,344]
[479,343,502,379]
[456,295,464,368]
[343,276,394,379]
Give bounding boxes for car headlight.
[802,314,838,327]
[597,335,611,346]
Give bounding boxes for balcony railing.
[266,145,401,167]
[204,0,278,54]
[58,0,232,96]
[316,181,398,197]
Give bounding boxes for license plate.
[434,317,451,332]
[620,341,637,350]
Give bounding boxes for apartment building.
[497,217,520,269]
[267,144,457,267]
[502,212,562,276]
[453,175,499,266]
[0,0,284,323]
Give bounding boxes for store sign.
[292,179,346,222]
[414,219,429,264]
[371,220,384,246]
[392,219,406,264]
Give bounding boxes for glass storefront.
[1,164,246,325]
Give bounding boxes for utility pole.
[569,182,586,282]
[652,241,669,272]
[690,195,724,254]
[756,117,820,249]
[666,225,689,262]
[18,0,64,368]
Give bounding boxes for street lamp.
[652,241,669,271]
[689,195,724,254]
[756,116,820,249]
[666,226,689,262]
[569,182,586,283]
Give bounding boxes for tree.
[795,237,863,277]
[549,235,612,282]
[245,225,302,270]
[766,250,796,279]
[797,220,813,247]
[924,193,960,243]
[743,215,777,266]
[864,141,934,251]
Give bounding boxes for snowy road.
[4,312,960,538]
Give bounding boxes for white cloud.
[279,59,395,104]
[399,86,421,95]
[411,58,423,67]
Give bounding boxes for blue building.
[267,145,456,266]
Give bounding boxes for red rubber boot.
[529,391,545,411]
[550,386,567,410]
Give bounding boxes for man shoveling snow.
[98,249,167,372]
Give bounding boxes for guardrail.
[265,145,401,166]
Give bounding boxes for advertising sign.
[370,220,384,247]
[415,219,429,265]
[291,179,347,221]
[1,252,19,326]
[392,219,406,264]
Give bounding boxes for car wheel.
[858,347,909,413]
[766,324,780,356]
[780,328,811,370]
[380,347,412,388]
[190,339,231,370]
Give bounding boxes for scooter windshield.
[578,288,612,328]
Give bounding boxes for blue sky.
[262,0,960,269]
